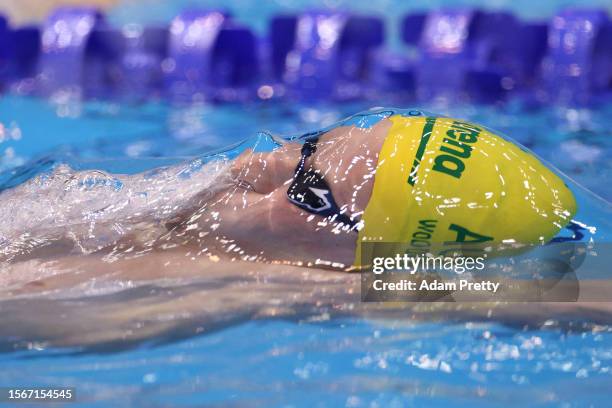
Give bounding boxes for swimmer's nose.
[231,149,276,193]
[230,148,253,179]
[230,144,304,194]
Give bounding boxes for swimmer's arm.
[3,253,612,349]
[5,252,612,324]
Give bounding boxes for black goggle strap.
[292,136,319,175]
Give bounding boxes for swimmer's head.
[174,110,581,270]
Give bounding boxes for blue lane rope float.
[0,6,610,104]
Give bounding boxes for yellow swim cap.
[355,115,577,265]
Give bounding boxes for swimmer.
[0,108,583,270]
[2,108,612,349]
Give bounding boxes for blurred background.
[2,0,612,27]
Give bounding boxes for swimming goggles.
[286,136,358,229]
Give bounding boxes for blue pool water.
[1,319,611,407]
[1,94,611,406]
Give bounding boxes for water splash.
[0,157,233,261]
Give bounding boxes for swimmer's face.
[175,121,392,268]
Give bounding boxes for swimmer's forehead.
[337,108,430,130]
[292,108,431,142]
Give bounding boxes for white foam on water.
[0,158,233,259]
